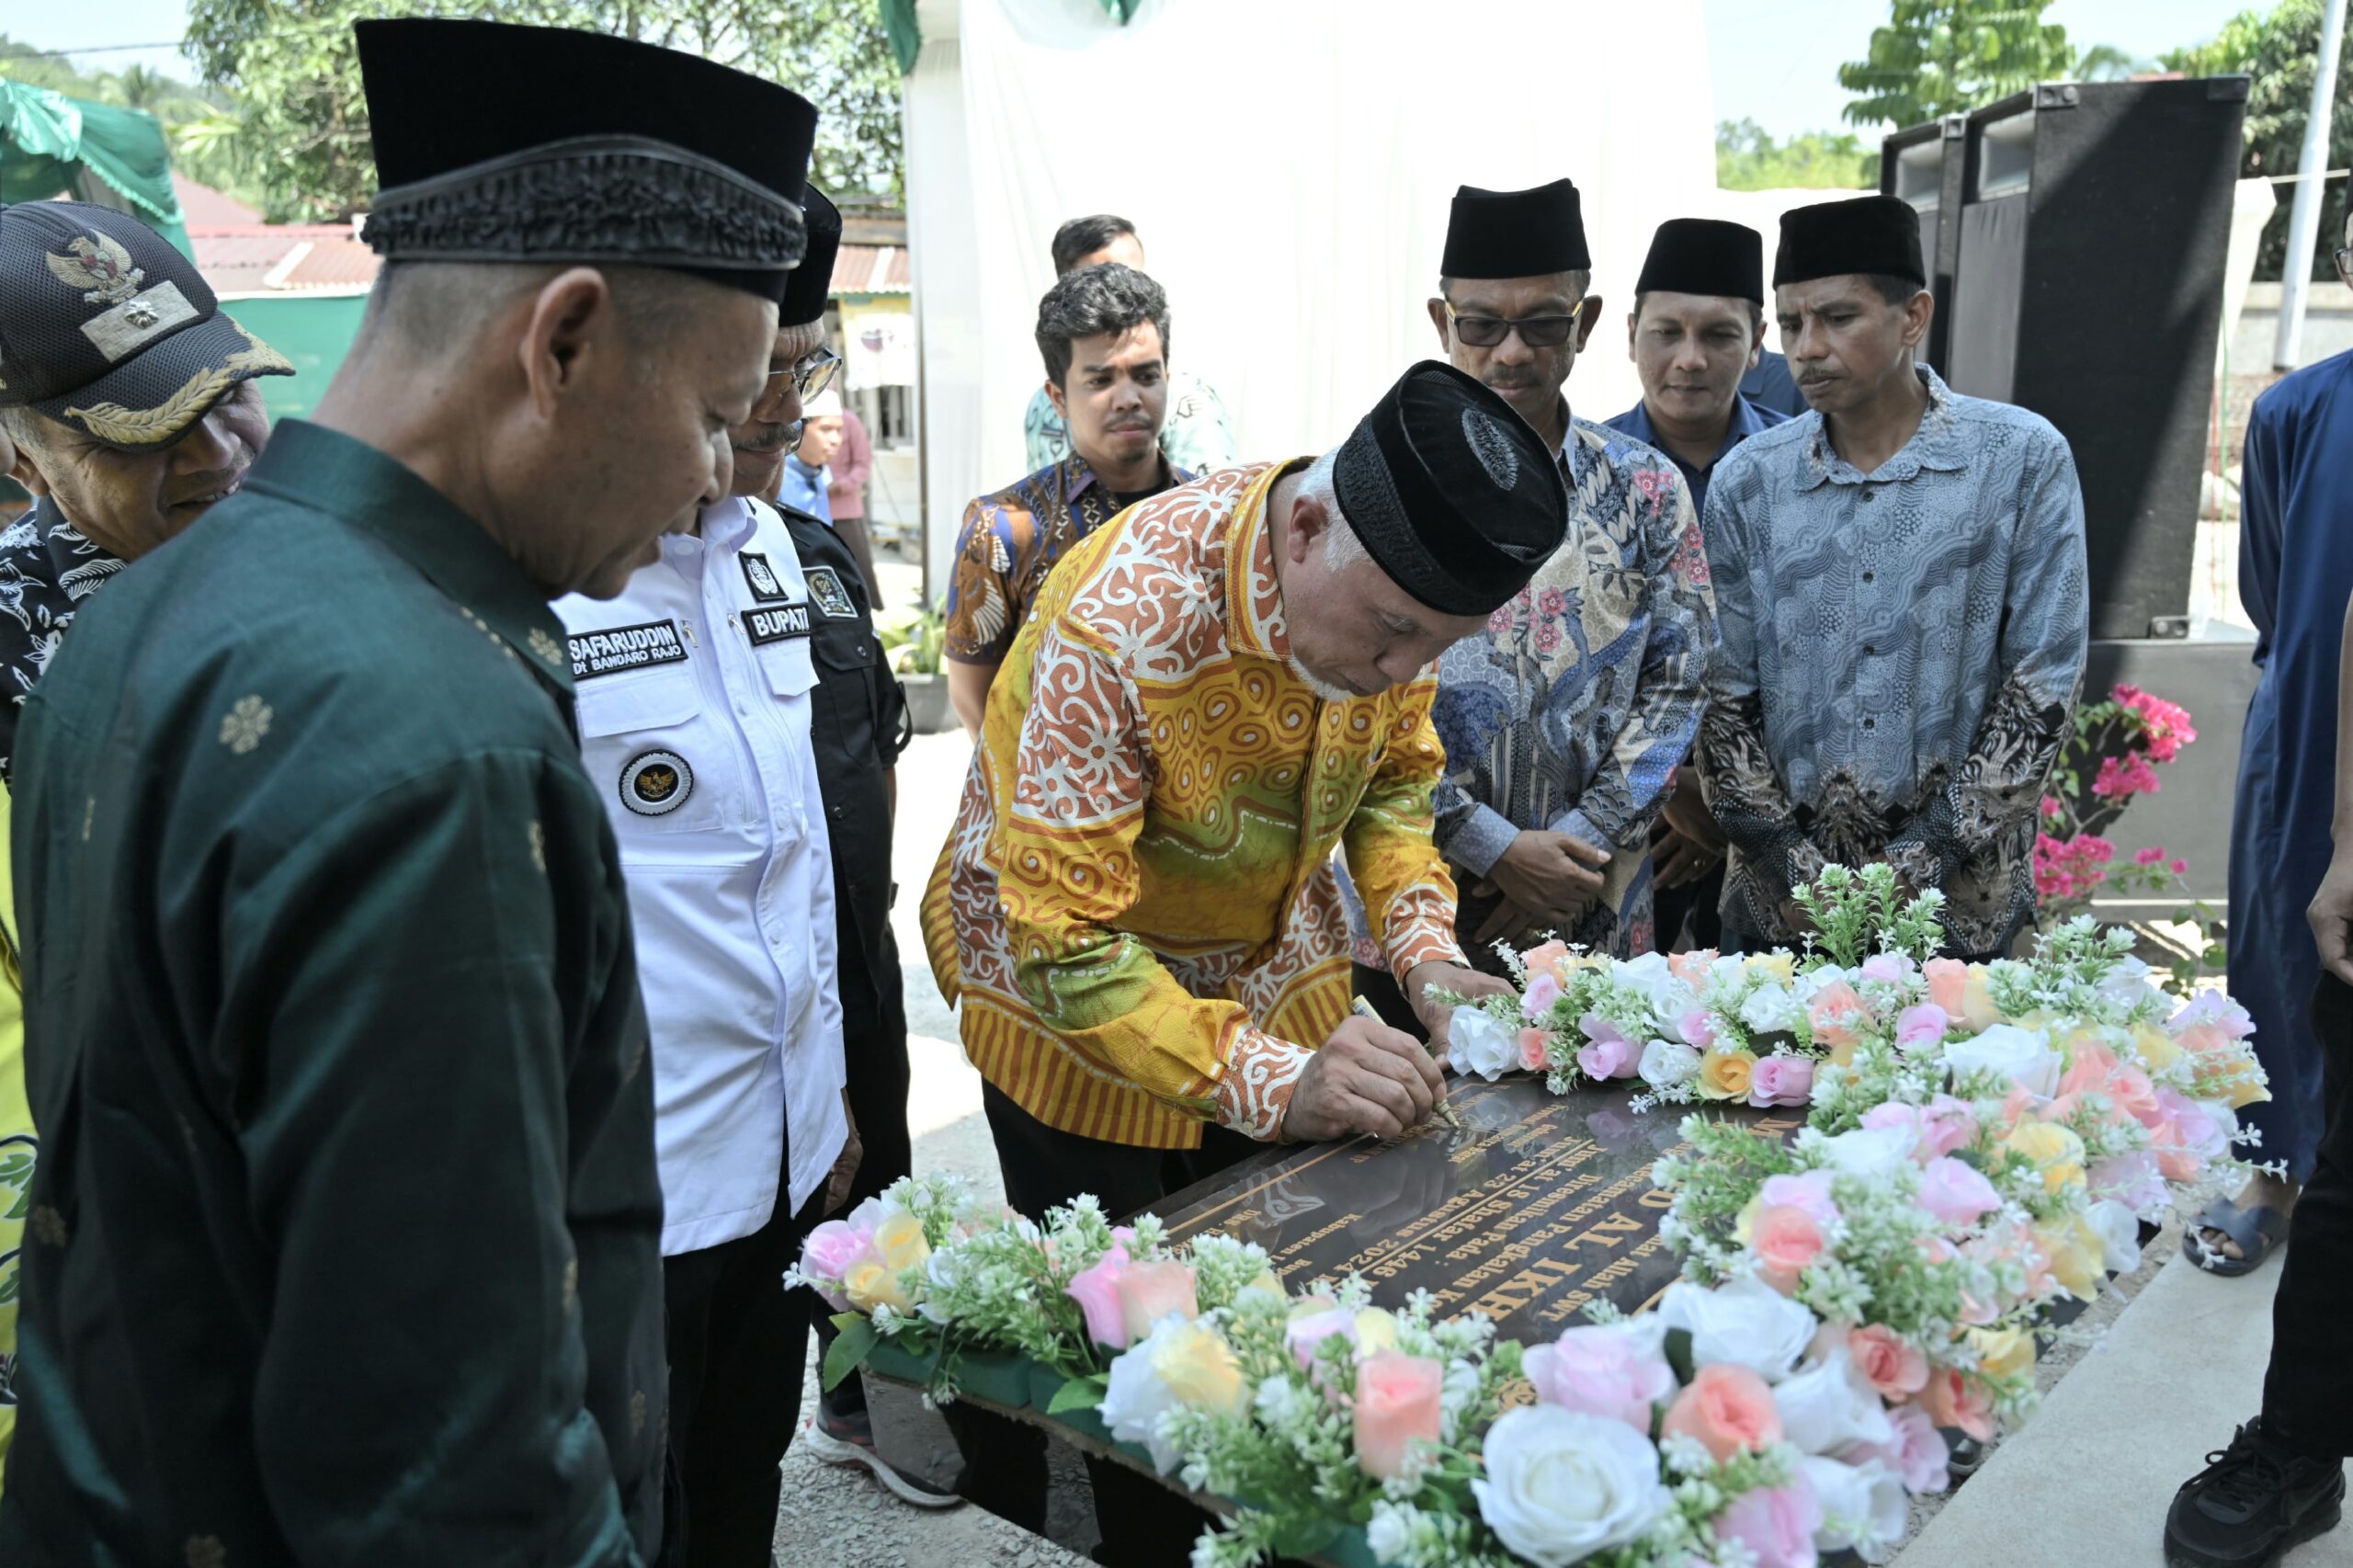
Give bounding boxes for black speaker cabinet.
[1881,77,2248,642]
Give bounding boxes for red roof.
[834,243,908,294]
[172,174,262,228]
[190,225,380,296]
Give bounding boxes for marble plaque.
[1153,1077,1802,1342]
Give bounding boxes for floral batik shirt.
[0,499,124,784]
[922,462,1465,1151]
[942,451,1188,667]
[1347,412,1716,962]
[1697,366,2088,957]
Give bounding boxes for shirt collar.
[35,501,119,588]
[1226,459,1311,663]
[694,494,761,552]
[1797,364,1967,491]
[1057,450,1102,506]
[1622,393,1779,473]
[240,420,574,694]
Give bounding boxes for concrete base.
[1895,1249,2351,1568]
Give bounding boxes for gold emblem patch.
[46,233,145,305]
[620,750,692,816]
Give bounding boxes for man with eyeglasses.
[1349,179,1714,1017]
[551,182,863,1565]
[2186,209,2353,1289]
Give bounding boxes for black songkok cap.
[779,185,840,328]
[356,18,817,302]
[1635,218,1766,304]
[1334,361,1568,617]
[1440,179,1590,279]
[1773,194,1927,289]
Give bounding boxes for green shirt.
[0,421,665,1567]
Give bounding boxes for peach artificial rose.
[1522,939,1572,986]
[1353,1351,1445,1480]
[1846,1324,1930,1399]
[1748,1204,1827,1294]
[1805,981,1869,1051]
[1663,1362,1784,1462]
[1114,1259,1201,1343]
[1917,1366,1995,1442]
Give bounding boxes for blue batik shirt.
[1697,366,2089,957]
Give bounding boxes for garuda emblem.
[47,233,146,307]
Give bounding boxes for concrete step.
[1895,1248,2351,1568]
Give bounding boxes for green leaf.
[822,1315,881,1392]
[1268,1513,1344,1559]
[1046,1373,1110,1415]
[1664,1325,1697,1386]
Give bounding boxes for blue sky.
[13,0,2257,141]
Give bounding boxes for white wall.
[905,0,1718,603]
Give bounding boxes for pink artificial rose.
[1114,1259,1199,1342]
[1860,952,1915,983]
[1883,1094,1976,1161]
[1917,1366,1995,1443]
[1523,1324,1678,1431]
[1748,1054,1816,1108]
[1758,1170,1840,1227]
[1715,1479,1824,1568]
[1894,1003,1950,1051]
[1352,1351,1444,1480]
[1522,971,1564,1020]
[1806,981,1869,1051]
[1846,1324,1931,1400]
[800,1219,874,1309]
[1845,1401,1951,1494]
[1749,1204,1828,1293]
[1522,939,1572,986]
[1917,1155,2003,1227]
[1923,958,1970,1019]
[1669,949,1720,986]
[1517,1027,1552,1073]
[1663,1362,1784,1462]
[1678,1006,1721,1051]
[1065,1245,1134,1348]
[1286,1304,1359,1376]
[2155,1088,2231,1173]
[2091,1151,2166,1214]
[1577,1034,1638,1080]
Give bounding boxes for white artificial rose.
[1943,1023,2063,1098]
[2097,955,2166,1009]
[1100,1315,1243,1472]
[1640,1037,1703,1089]
[2086,1198,2144,1275]
[1708,955,1750,989]
[1100,1323,1184,1471]
[1802,1454,1911,1559]
[1740,984,1800,1033]
[1773,1346,1895,1455]
[1795,965,1856,1002]
[1449,1006,1518,1082]
[1657,1278,1818,1383]
[1470,1405,1671,1567]
[1615,952,1686,1017]
[1818,1123,1920,1182]
[1365,1504,1415,1564]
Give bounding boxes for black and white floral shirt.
[0,498,124,782]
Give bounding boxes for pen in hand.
[1351,994,1465,1131]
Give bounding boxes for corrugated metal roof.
[195,228,904,297]
[835,244,909,294]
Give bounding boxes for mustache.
[733,422,801,455]
[168,467,247,508]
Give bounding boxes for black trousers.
[664,1184,827,1568]
[1651,859,1725,952]
[812,928,914,1422]
[942,1083,1260,1564]
[2261,974,2353,1459]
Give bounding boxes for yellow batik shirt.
[0,782,31,1490]
[922,460,1464,1150]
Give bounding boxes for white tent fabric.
[904,0,1717,599]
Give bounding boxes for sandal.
[2182,1198,2291,1277]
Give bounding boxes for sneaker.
[2166,1419,2345,1568]
[803,1405,965,1510]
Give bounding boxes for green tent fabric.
[0,81,192,258]
[881,0,1142,73]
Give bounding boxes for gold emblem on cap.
[63,324,292,449]
[46,233,146,306]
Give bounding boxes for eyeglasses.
[2337,246,2353,285]
[1445,299,1587,350]
[763,346,840,406]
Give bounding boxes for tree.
[1838,0,2076,127]
[2164,0,2350,280]
[183,0,904,224]
[1715,120,1881,191]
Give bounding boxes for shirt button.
[1862,572,1875,584]
[1859,489,1875,503]
[1864,643,1877,655]
[1863,717,1877,730]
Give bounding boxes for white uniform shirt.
[555,496,846,1256]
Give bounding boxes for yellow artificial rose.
[1151,1320,1248,1415]
[1745,952,1797,985]
[1240,1267,1289,1301]
[2128,1023,2182,1071]
[1968,1325,2036,1382]
[1354,1307,1400,1355]
[2003,1121,2086,1195]
[843,1259,914,1314]
[2202,1057,2270,1109]
[1698,1047,1758,1101]
[2034,1214,2103,1302]
[1959,965,2002,1032]
[874,1211,932,1273]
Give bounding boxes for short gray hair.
[1034,263,1170,387]
[1295,449,1368,571]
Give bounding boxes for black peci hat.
[779,185,840,329]
[1333,361,1568,617]
[1440,179,1591,279]
[355,18,818,302]
[1635,218,1766,304]
[1773,195,1927,290]
[0,200,292,453]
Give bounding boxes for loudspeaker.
[1883,77,2248,642]
[1883,113,1970,371]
